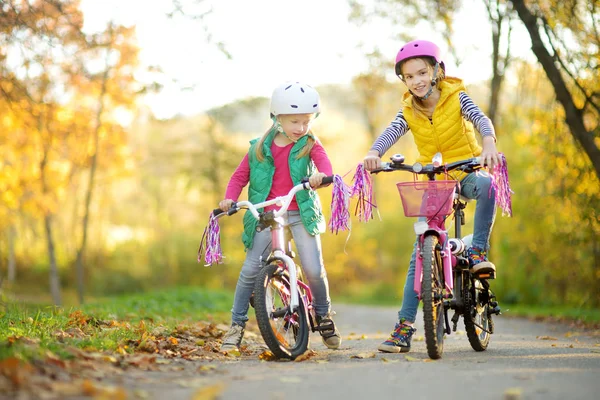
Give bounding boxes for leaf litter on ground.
[0,288,265,398]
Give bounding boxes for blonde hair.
[401,57,446,120]
[254,124,316,162]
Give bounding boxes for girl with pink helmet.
[362,39,504,354]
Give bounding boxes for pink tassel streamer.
[328,174,352,234]
[197,213,223,266]
[350,163,375,222]
[489,153,513,217]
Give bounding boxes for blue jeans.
[230,210,331,326]
[398,172,497,323]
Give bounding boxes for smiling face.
[277,113,316,141]
[400,58,434,98]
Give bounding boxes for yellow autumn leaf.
[192,383,225,400]
[503,387,522,400]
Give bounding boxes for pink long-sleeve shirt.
[224,140,333,211]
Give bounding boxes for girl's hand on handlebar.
[363,150,382,171]
[481,136,501,170]
[218,199,235,212]
[308,172,327,188]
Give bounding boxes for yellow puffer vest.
[403,77,481,181]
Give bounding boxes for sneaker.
[316,313,342,350]
[378,319,417,353]
[466,246,496,274]
[220,323,245,352]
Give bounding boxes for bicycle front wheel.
[421,235,446,359]
[254,263,309,360]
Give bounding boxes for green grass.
[501,303,600,325]
[334,284,600,327]
[0,286,233,361]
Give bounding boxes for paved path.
[94,303,600,400]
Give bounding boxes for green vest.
[242,128,326,250]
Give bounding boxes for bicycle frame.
[211,178,332,313]
[413,194,466,300]
[372,155,483,301]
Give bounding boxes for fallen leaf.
[503,387,522,400]
[381,357,400,363]
[258,350,277,361]
[294,349,317,362]
[404,355,419,362]
[224,349,241,357]
[133,389,149,398]
[315,360,329,364]
[198,365,218,373]
[536,336,557,340]
[0,357,33,387]
[350,352,376,359]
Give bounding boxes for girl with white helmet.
[219,81,341,352]
[362,40,504,354]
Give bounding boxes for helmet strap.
[275,120,298,143]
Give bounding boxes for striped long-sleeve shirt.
[371,92,496,156]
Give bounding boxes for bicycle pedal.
[474,271,496,280]
[488,304,502,316]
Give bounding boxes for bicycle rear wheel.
[421,235,446,359]
[254,263,309,359]
[464,278,492,351]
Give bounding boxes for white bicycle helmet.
[269,81,321,117]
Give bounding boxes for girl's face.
[278,113,316,141]
[401,58,434,97]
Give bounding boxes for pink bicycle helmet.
[395,39,442,76]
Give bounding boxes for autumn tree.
[71,22,143,304]
[510,0,600,180]
[0,0,90,305]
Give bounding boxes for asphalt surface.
[99,303,600,400]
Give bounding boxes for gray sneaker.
[220,323,245,352]
[316,313,342,349]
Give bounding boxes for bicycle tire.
[421,235,446,359]
[464,278,492,351]
[254,263,309,359]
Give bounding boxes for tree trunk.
[7,226,16,282]
[511,0,600,180]
[74,56,110,305]
[45,214,62,306]
[484,0,513,124]
[39,114,62,306]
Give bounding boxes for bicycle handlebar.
[371,154,484,177]
[212,175,335,219]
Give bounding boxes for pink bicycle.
[205,176,339,359]
[371,154,503,359]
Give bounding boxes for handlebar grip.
[212,208,224,217]
[321,175,334,185]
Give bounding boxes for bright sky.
[80,0,533,120]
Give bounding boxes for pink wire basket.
[396,180,457,218]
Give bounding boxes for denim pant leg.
[231,229,272,326]
[398,236,420,323]
[287,211,331,317]
[460,172,497,250]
